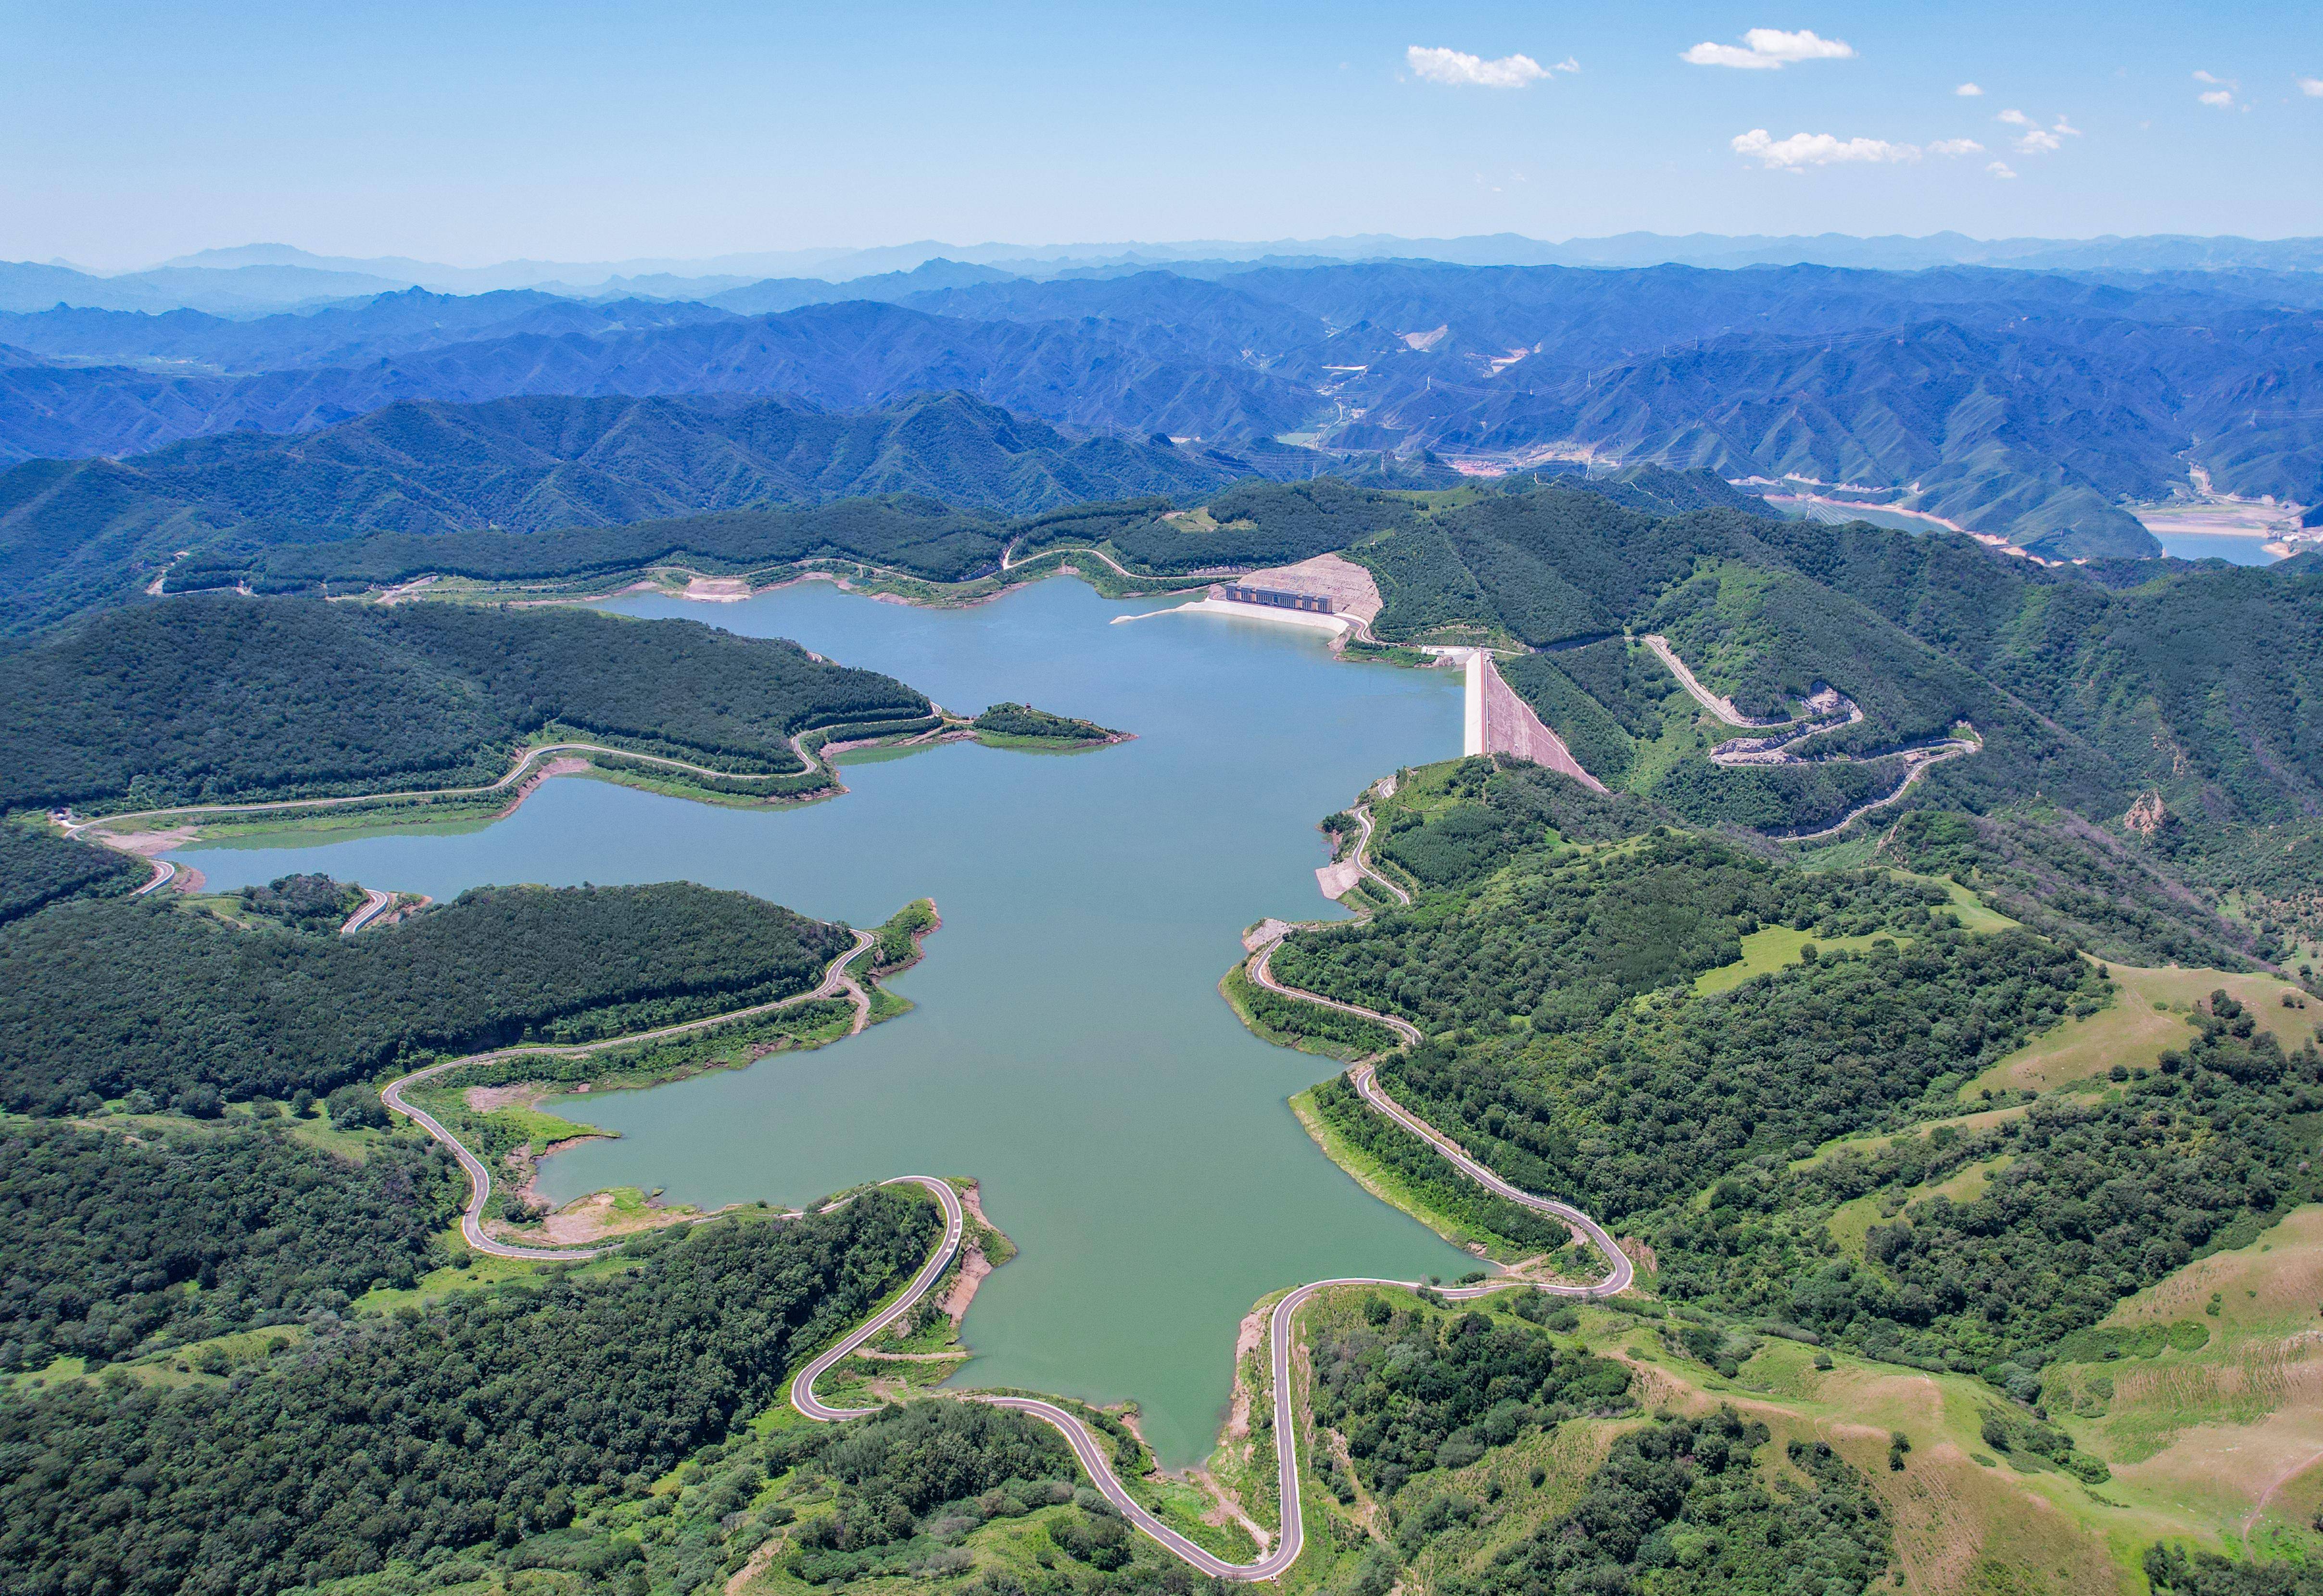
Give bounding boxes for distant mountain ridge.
[4,257,2320,563]
[36,232,2323,314]
[0,390,1246,631]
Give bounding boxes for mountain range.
[0,391,1271,632]
[22,233,2323,313]
[4,259,2320,564]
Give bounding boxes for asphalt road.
[790,1176,968,1420]
[368,769,1632,1582]
[58,737,822,844]
[379,928,875,1262]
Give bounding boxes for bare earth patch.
[101,825,199,857]
[541,1189,697,1244]
[462,1083,547,1113]
[1233,552,1384,626]
[1224,1307,1266,1441]
[1315,858,1364,900]
[682,576,753,602]
[938,1182,998,1323]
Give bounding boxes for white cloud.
[2302,77,2323,96]
[2199,88,2235,107]
[1684,28,1854,69]
[1731,128,1919,167]
[1997,111,2079,152]
[1926,138,1985,156]
[1406,46,1548,88]
[1554,57,1580,73]
[1988,161,2018,178]
[1956,82,1984,96]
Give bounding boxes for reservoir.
[174,575,1477,1467]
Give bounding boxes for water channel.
[173,575,1477,1468]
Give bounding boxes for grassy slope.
[1963,962,2315,1097]
[1692,927,1897,994]
[1264,1282,2136,1596]
[2064,1205,2323,1567]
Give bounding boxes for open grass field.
[1964,960,2316,1097]
[1213,1211,2323,1596]
[1591,1308,2143,1594]
[1692,925,1899,994]
[2056,1204,2323,1568]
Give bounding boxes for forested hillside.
[1278,756,2316,1339]
[11,259,2317,562]
[179,493,1024,596]
[1259,753,2323,1590]
[0,880,848,1109]
[0,1118,462,1370]
[0,1189,937,1596]
[1111,480,2315,855]
[0,823,142,924]
[1743,516,2323,824]
[0,594,929,810]
[0,390,1234,629]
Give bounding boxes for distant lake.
[175,577,1476,1467]
[2150,531,2285,566]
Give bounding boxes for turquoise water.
[176,577,1475,1467]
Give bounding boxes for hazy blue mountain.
[705,259,1021,314]
[0,289,739,373]
[0,260,411,316]
[152,243,865,293]
[0,390,1244,631]
[0,300,1320,465]
[3,258,2316,559]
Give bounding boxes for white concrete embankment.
[1464,648,1484,756]
[1112,597,1352,637]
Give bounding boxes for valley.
[3,231,2322,1596]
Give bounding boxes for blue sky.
[5,0,2320,268]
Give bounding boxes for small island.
[966,702,1131,748]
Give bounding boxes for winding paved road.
[380,929,875,1262]
[362,759,1628,1581]
[1346,806,1411,907]
[789,790,1629,1580]
[340,888,393,935]
[59,738,828,846]
[1347,1064,1632,1297]
[131,857,177,896]
[1640,632,1980,839]
[790,1176,967,1420]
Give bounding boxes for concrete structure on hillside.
[1215,583,1335,615]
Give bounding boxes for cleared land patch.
[1692,926,1896,994]
[1964,961,2316,1097]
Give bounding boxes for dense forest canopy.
[1310,1300,1632,1499]
[0,1190,937,1596]
[0,594,929,811]
[0,880,847,1109]
[0,822,141,925]
[183,493,1021,596]
[0,1118,461,1370]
